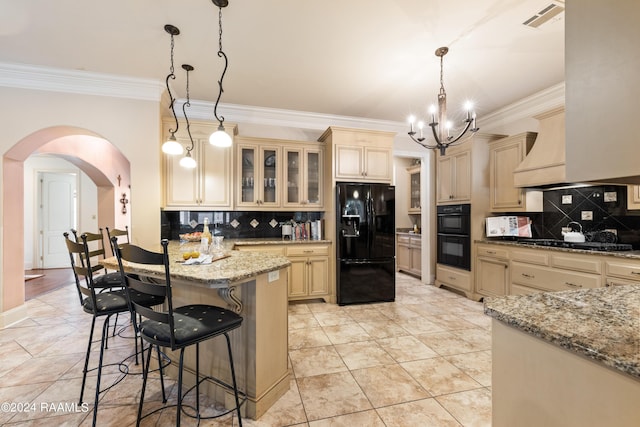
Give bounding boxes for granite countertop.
[231,238,332,246]
[484,285,640,380]
[101,241,291,288]
[477,239,640,260]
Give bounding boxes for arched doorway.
[2,126,130,326]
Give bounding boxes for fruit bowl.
[179,232,202,242]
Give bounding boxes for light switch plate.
[581,211,593,220]
[562,195,572,204]
[604,192,617,202]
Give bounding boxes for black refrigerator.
[336,182,396,305]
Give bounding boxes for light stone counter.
[484,285,640,426]
[477,238,640,260]
[485,285,640,379]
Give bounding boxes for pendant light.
[161,24,184,155]
[209,0,233,148]
[179,64,197,169]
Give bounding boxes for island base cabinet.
[492,320,640,427]
[166,270,290,420]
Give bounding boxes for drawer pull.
[631,271,640,275]
[303,250,314,253]
[448,276,457,281]
[565,282,582,288]
[522,273,535,279]
[487,250,496,255]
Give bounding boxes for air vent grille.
[523,3,565,28]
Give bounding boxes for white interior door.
[39,172,77,268]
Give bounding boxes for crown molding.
[178,99,409,134]
[0,61,565,132]
[480,82,565,131]
[0,62,164,101]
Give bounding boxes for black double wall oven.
[437,204,471,270]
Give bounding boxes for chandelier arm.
[408,133,438,150]
[445,119,475,146]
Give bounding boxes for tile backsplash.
[526,185,640,248]
[161,210,324,240]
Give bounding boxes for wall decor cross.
[120,193,129,214]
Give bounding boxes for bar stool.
[113,238,244,426]
[106,225,130,256]
[64,232,165,427]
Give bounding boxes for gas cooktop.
[516,239,633,252]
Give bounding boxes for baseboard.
[0,304,28,329]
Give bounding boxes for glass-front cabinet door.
[304,148,322,207]
[236,142,280,208]
[408,164,421,213]
[239,146,256,204]
[283,146,323,209]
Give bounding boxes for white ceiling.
[0,0,564,124]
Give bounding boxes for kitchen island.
[484,285,640,427]
[101,242,291,420]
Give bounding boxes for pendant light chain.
[213,5,228,125]
[182,64,194,153]
[165,26,179,136]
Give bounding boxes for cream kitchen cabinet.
[236,138,281,209]
[396,233,421,277]
[286,245,330,301]
[605,258,640,286]
[436,264,474,299]
[318,127,395,183]
[407,165,421,213]
[475,245,509,297]
[436,147,471,204]
[489,133,541,212]
[627,186,640,210]
[282,145,324,210]
[163,119,236,209]
[234,242,331,302]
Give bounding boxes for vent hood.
[513,107,565,188]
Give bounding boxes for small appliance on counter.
[486,216,532,238]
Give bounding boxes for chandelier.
[209,0,232,147]
[408,47,479,156]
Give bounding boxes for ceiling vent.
[523,2,565,28]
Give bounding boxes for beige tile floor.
[0,273,492,426]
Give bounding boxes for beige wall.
[1,86,162,325]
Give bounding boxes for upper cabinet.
[163,119,236,210]
[319,127,395,183]
[235,136,324,211]
[236,140,281,209]
[407,165,421,213]
[436,146,471,204]
[489,132,541,212]
[283,145,324,209]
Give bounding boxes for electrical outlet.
[581,211,593,220]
